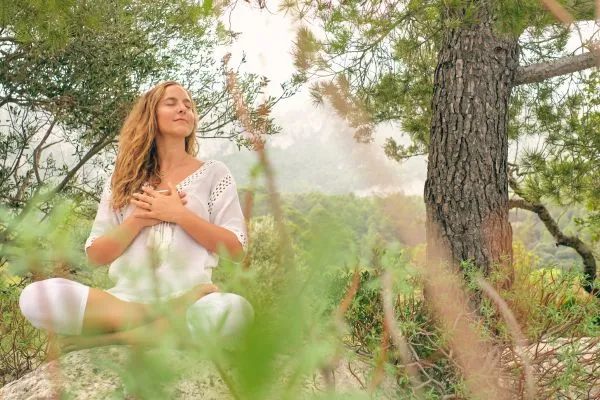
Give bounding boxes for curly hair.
[110,81,199,210]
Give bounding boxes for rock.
[0,346,393,399]
[0,346,234,400]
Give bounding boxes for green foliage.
[290,0,594,157]
[1,189,599,397]
[0,195,85,277]
[493,0,556,35]
[513,70,600,245]
[0,196,85,386]
[512,269,600,338]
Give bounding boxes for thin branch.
[336,269,361,323]
[52,136,115,195]
[197,133,238,139]
[381,270,425,399]
[198,116,236,134]
[65,185,100,203]
[211,357,241,400]
[0,36,20,43]
[41,140,62,151]
[508,178,599,296]
[32,118,57,185]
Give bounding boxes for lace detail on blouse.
[177,160,216,191]
[208,174,233,216]
[84,236,98,254]
[231,229,248,250]
[206,172,247,251]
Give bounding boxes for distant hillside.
[200,133,426,195]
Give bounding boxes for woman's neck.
[159,152,191,171]
[156,137,190,170]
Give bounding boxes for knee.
[19,278,87,335]
[186,293,254,343]
[18,279,56,327]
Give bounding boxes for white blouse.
[84,160,247,303]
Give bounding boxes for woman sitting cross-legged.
[19,81,254,351]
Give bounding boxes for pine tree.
[285,0,599,282]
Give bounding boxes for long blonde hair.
[111,81,199,210]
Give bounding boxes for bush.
[0,275,48,386]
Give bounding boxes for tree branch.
[66,184,100,203]
[198,133,238,139]
[32,118,57,185]
[514,50,599,86]
[52,136,115,195]
[0,36,20,44]
[508,179,599,297]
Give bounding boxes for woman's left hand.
[131,182,188,224]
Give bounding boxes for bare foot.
[57,335,116,354]
[165,284,219,315]
[190,283,219,301]
[58,316,184,354]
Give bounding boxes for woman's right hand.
[129,190,187,228]
[129,205,161,228]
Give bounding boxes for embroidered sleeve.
[85,178,121,255]
[208,165,248,252]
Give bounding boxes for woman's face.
[155,85,195,139]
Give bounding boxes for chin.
[162,129,193,139]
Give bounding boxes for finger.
[142,185,159,197]
[182,199,188,205]
[178,191,186,198]
[130,199,152,210]
[133,193,154,204]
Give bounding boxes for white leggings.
[19,278,254,342]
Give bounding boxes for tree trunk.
[424,4,519,279]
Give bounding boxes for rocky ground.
[0,345,394,399]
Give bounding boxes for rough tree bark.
[424,3,519,278]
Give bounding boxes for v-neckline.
[173,161,207,189]
[154,160,210,191]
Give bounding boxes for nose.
[177,103,187,113]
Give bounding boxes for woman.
[19,81,253,350]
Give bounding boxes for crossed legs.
[19,278,253,352]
